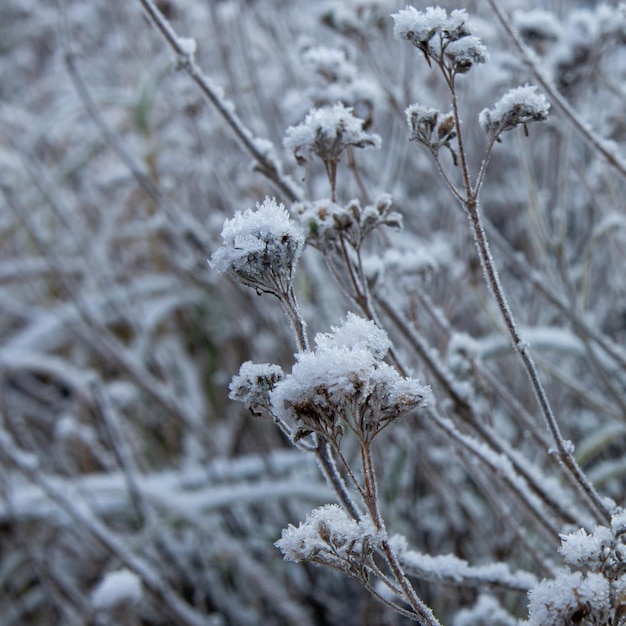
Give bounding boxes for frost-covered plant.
[275,504,381,576]
[296,193,402,252]
[271,313,430,444]
[210,196,309,349]
[229,361,284,417]
[524,510,626,625]
[392,6,488,73]
[284,103,381,200]
[210,196,305,297]
[479,85,550,139]
[3,0,626,624]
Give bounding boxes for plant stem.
[445,74,611,523]
[360,442,442,626]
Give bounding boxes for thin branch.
[137,0,302,203]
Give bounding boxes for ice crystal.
[479,86,550,138]
[314,312,391,360]
[559,527,610,569]
[210,197,305,295]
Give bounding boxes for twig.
[136,0,303,203]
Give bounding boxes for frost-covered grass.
[1,0,626,624]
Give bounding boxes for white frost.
[91,569,143,610]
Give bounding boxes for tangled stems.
[443,66,611,525]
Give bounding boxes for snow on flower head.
[229,361,284,416]
[513,9,562,47]
[275,504,381,574]
[209,197,305,295]
[391,6,487,72]
[558,526,611,569]
[270,314,430,443]
[525,570,611,626]
[284,103,381,165]
[479,86,550,138]
[302,46,357,84]
[315,312,391,359]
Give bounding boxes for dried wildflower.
[302,46,357,85]
[479,86,550,139]
[525,570,611,626]
[229,361,284,416]
[405,104,457,161]
[320,0,392,39]
[209,197,305,296]
[270,314,430,443]
[296,194,402,252]
[444,35,489,74]
[513,9,562,48]
[275,504,380,577]
[392,7,488,73]
[284,103,381,166]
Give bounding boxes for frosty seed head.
[284,103,381,166]
[479,86,550,139]
[275,504,381,577]
[525,570,611,626]
[229,361,285,416]
[270,314,430,444]
[392,6,488,73]
[296,194,402,252]
[209,197,305,296]
[405,104,456,158]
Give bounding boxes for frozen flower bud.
[275,504,381,576]
[405,104,457,162]
[284,103,381,166]
[209,197,305,296]
[479,86,550,138]
[320,1,390,39]
[229,361,284,416]
[392,6,488,72]
[559,526,612,570]
[444,35,488,73]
